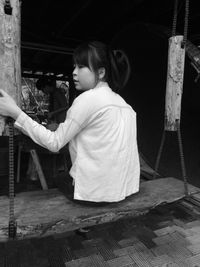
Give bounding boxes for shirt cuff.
[14,111,29,129]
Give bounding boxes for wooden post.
[165,35,186,131]
[30,149,48,190]
[0,0,21,135]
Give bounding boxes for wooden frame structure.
[1,0,199,243]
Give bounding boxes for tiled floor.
[1,198,200,266]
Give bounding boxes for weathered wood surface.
[0,177,199,241]
[165,35,186,131]
[0,0,21,135]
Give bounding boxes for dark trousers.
[54,171,111,207]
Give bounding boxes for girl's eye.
[75,64,85,69]
[73,64,86,70]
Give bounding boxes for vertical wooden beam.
[0,0,21,135]
[165,35,186,131]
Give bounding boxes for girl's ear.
[98,67,105,80]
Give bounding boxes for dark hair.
[36,76,56,91]
[73,41,131,92]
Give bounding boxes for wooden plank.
[30,149,48,190]
[0,177,199,241]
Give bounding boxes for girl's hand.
[0,89,22,120]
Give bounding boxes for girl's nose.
[72,66,77,76]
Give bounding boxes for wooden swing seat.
[0,177,199,241]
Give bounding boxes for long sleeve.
[14,90,94,152]
[14,111,81,152]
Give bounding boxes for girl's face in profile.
[72,64,97,91]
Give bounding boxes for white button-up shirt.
[15,82,140,202]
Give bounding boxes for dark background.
[21,0,200,74]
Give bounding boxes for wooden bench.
[0,177,199,241]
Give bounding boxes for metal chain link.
[178,0,190,196]
[177,123,189,196]
[8,121,17,239]
[153,130,166,179]
[172,0,178,36]
[182,0,189,48]
[154,126,189,196]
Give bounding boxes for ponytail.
[108,49,131,92]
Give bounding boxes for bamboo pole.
[0,0,21,135]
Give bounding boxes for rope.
[8,120,17,239]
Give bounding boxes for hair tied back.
[113,49,131,89]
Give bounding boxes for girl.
[0,41,140,204]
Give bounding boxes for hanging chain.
[177,0,189,196]
[177,122,189,196]
[154,0,179,178]
[153,0,190,198]
[182,0,189,48]
[172,0,178,37]
[8,120,17,239]
[153,130,166,179]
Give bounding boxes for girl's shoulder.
[70,90,98,114]
[74,85,110,103]
[73,89,94,104]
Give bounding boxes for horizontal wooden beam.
[22,72,69,80]
[21,42,74,55]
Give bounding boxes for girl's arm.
[0,89,82,152]
[15,111,81,152]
